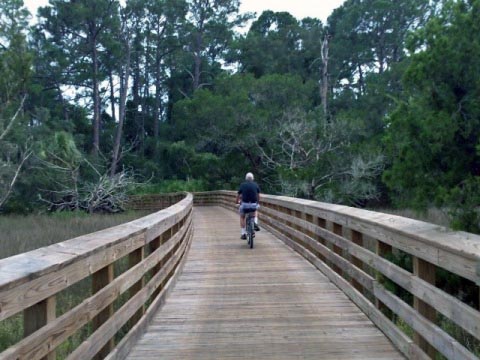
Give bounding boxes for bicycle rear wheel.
[247,216,254,249]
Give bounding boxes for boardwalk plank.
[126,206,404,360]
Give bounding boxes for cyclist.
[236,172,260,240]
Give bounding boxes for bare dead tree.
[0,144,33,209]
[111,14,133,177]
[254,109,344,198]
[39,158,139,213]
[0,95,27,141]
[0,96,31,210]
[320,34,330,121]
[254,108,384,203]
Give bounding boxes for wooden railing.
[194,191,480,360]
[0,192,193,360]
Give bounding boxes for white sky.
[24,0,345,24]
[240,0,345,23]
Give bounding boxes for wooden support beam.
[92,264,114,360]
[375,240,392,315]
[333,223,343,276]
[24,296,56,360]
[150,235,162,299]
[129,247,145,327]
[351,230,364,294]
[413,257,437,359]
[315,217,327,263]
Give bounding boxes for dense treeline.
[1,0,479,231]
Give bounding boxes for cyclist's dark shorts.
[239,202,259,215]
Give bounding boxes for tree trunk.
[154,34,163,141]
[320,34,330,120]
[109,71,116,123]
[111,42,131,176]
[358,64,365,95]
[132,35,141,140]
[193,33,202,90]
[92,40,101,156]
[154,78,161,140]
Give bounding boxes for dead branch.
[40,167,139,213]
[0,144,33,209]
[0,95,27,141]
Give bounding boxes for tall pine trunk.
[320,34,329,120]
[92,40,101,156]
[109,71,116,123]
[193,32,203,90]
[110,43,131,176]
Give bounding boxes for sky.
[240,0,345,23]
[24,0,346,24]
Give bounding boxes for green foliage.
[446,176,480,233]
[384,0,480,230]
[0,315,22,353]
[131,179,207,195]
[0,0,478,236]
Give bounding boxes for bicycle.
[245,211,255,249]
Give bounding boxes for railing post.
[92,264,114,360]
[24,296,56,360]
[413,257,437,359]
[333,223,343,276]
[315,217,327,263]
[375,240,392,314]
[159,229,173,292]
[150,235,162,299]
[350,230,364,293]
[304,213,317,258]
[129,247,145,327]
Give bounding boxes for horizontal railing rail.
[194,191,480,360]
[0,192,193,360]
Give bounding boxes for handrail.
[0,192,193,360]
[194,190,480,360]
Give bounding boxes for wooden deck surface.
[126,206,404,359]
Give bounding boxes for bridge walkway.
[126,206,404,359]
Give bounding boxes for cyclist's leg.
[240,213,246,228]
[253,206,260,231]
[239,204,246,239]
[249,214,256,237]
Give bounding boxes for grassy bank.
[0,210,152,357]
[0,211,151,260]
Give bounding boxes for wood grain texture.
[198,191,480,283]
[262,220,427,360]
[196,193,480,342]
[125,206,404,360]
[67,222,193,360]
[0,195,193,360]
[0,194,192,323]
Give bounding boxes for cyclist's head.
[245,172,254,181]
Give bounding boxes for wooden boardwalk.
[126,206,404,359]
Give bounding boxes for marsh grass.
[0,211,151,260]
[0,210,151,356]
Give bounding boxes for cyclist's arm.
[236,192,241,204]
